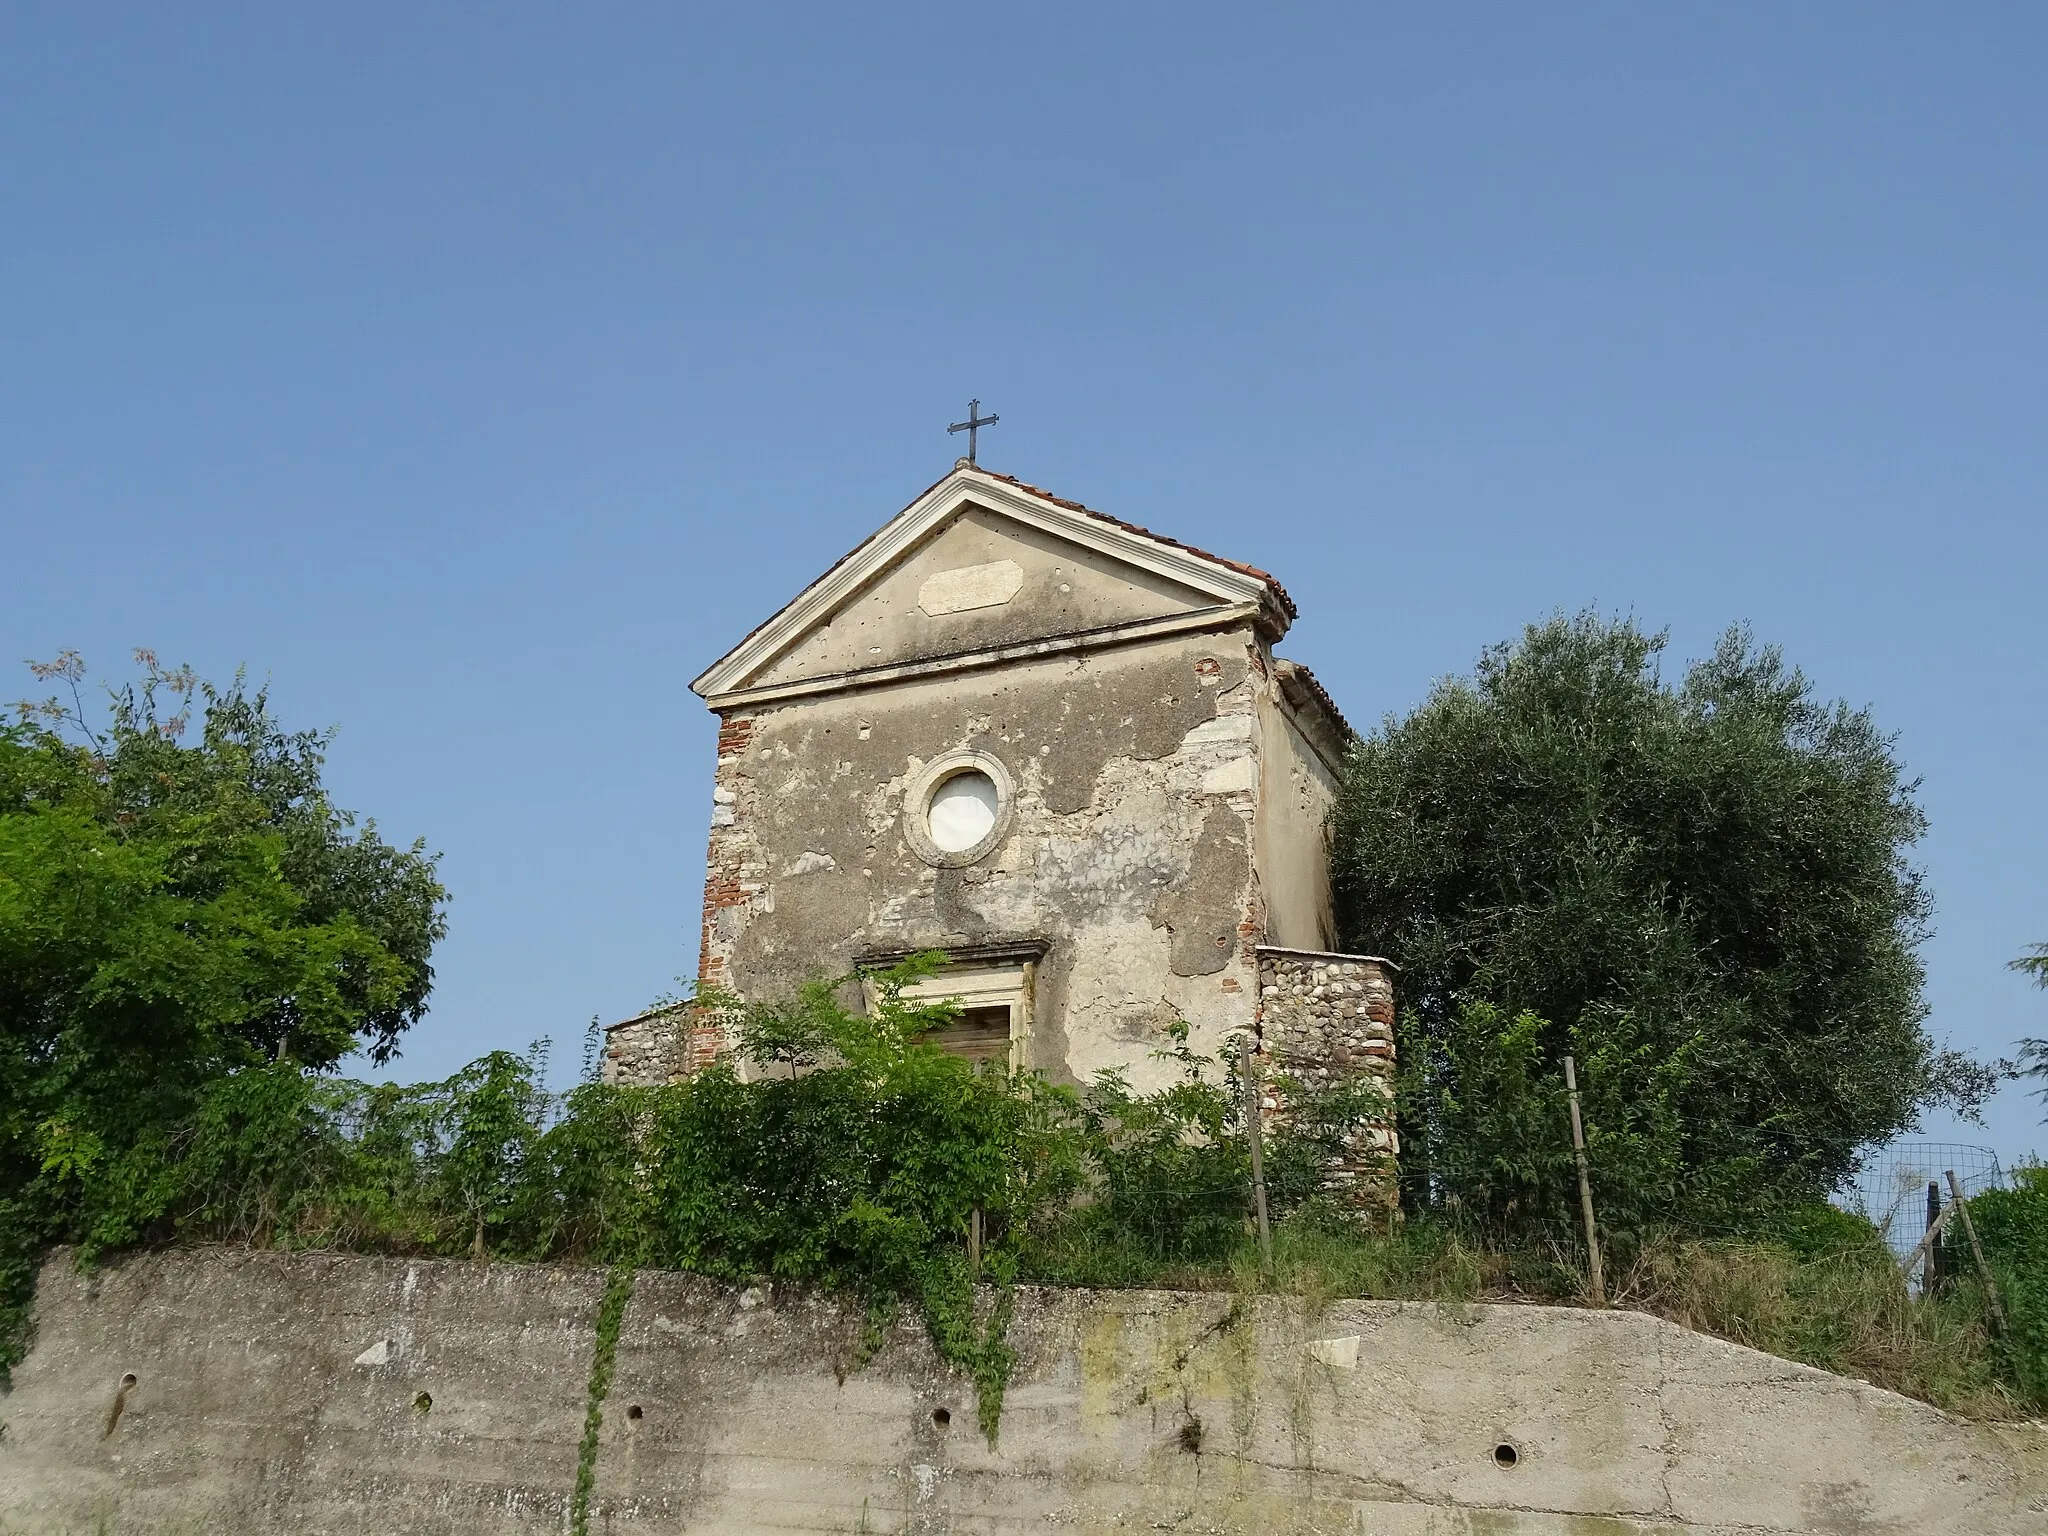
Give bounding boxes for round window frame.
[904,751,1016,868]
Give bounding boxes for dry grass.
[1617,1235,2019,1419]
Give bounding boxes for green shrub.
[1058,1022,1251,1269]
[1396,997,1705,1261]
[1958,1167,2048,1403]
[1771,1202,1885,1262]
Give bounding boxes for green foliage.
[1019,1023,1398,1292]
[1061,1022,1253,1269]
[439,1046,552,1260]
[1768,1201,1885,1264]
[1397,999,1702,1260]
[1332,613,1988,1220]
[0,653,447,1378]
[1956,1167,2048,1403]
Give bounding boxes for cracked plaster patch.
[1306,1336,1360,1370]
[918,560,1023,616]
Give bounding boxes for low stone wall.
[602,1004,686,1084]
[603,1003,729,1085]
[4,1246,2044,1534]
[1255,945,1399,1211]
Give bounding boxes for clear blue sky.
[4,6,2043,1160]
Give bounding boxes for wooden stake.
[1924,1181,1945,1293]
[1897,1201,1954,1285]
[1945,1169,2008,1337]
[1240,1035,1273,1272]
[1563,1056,1606,1308]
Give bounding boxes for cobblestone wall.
[602,1004,718,1085]
[1255,946,1398,1212]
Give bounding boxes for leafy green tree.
[0,652,446,1365]
[1332,613,1990,1221]
[438,1045,552,1260]
[1073,1021,1253,1266]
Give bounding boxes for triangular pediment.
[692,468,1291,706]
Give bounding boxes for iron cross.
[948,399,999,466]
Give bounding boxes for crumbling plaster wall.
[7,1246,2045,1535]
[699,627,1276,1090]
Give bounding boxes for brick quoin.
[716,715,755,758]
[695,715,754,1010]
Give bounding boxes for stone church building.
[605,463,1395,1181]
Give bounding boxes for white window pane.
[927,770,998,853]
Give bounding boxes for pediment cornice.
[690,467,1291,703]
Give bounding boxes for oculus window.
[903,751,1014,867]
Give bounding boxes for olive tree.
[1332,614,1992,1225]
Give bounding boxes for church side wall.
[684,627,1272,1093]
[1252,688,1341,952]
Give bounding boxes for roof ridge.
[978,470,1298,620]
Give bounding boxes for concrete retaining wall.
[2,1247,2043,1534]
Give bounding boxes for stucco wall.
[5,1247,2043,1535]
[694,627,1271,1091]
[1255,691,1342,952]
[753,504,1216,690]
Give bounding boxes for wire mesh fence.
[1839,1142,2009,1269]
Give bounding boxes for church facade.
[605,464,1395,1191]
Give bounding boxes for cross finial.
[947,398,998,467]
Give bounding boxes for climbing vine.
[570,1263,635,1536]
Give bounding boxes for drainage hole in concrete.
[414,1392,433,1414]
[627,1405,644,1421]
[103,1375,138,1438]
[931,1407,950,1428]
[1493,1442,1519,1469]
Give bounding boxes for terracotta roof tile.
[1273,658,1356,743]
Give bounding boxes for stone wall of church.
[1255,948,1399,1213]
[602,1004,708,1085]
[648,625,1281,1094]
